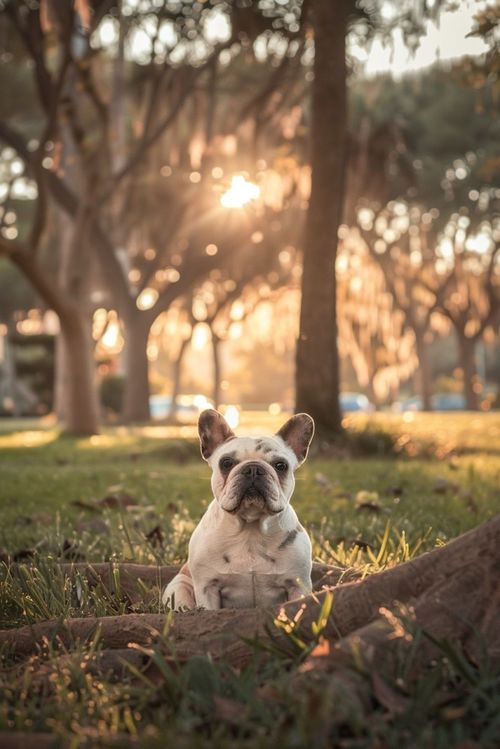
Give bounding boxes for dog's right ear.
[198,409,236,460]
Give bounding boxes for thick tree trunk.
[168,337,189,422]
[296,0,348,438]
[58,309,100,435]
[457,332,479,410]
[414,330,433,411]
[211,333,222,409]
[121,316,151,422]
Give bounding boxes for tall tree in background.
[296,0,351,438]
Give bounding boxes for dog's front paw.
[162,569,196,611]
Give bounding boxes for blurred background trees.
[0,0,498,434]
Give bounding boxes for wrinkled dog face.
[198,410,314,522]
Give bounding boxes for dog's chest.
[192,525,299,608]
[215,526,287,573]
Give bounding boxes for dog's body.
[163,411,314,611]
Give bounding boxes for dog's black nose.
[241,462,265,479]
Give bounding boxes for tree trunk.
[58,308,100,435]
[211,332,222,409]
[457,332,479,410]
[414,330,433,411]
[296,0,349,438]
[168,337,190,422]
[121,316,151,422]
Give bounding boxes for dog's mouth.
[227,488,281,516]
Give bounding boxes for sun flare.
[220,175,260,208]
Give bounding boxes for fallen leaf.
[433,477,459,494]
[349,538,373,551]
[385,486,404,497]
[166,502,179,513]
[99,492,138,509]
[309,638,331,658]
[60,540,85,561]
[357,502,382,513]
[12,548,35,561]
[71,500,102,513]
[145,525,164,548]
[76,519,109,535]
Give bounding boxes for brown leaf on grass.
[213,695,249,724]
[166,502,180,513]
[350,539,374,551]
[371,672,409,716]
[12,548,35,562]
[75,519,109,535]
[357,502,382,513]
[355,491,381,512]
[433,477,459,494]
[309,638,331,658]
[70,500,103,513]
[331,536,373,551]
[99,492,138,509]
[145,525,164,548]
[60,540,85,561]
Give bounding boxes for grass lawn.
[1,412,499,747]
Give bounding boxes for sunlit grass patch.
[0,428,59,449]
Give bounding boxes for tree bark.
[414,330,433,411]
[121,316,151,422]
[296,0,349,438]
[168,337,190,422]
[211,332,222,409]
[58,309,100,435]
[457,332,479,410]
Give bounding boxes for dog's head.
[198,409,314,522]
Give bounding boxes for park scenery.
[0,1,499,748]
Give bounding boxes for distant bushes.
[99,374,125,415]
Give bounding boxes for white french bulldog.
[162,409,315,610]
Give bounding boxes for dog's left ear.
[198,409,236,460]
[276,413,315,464]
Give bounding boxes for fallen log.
[1,516,498,668]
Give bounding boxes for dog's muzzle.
[228,462,278,514]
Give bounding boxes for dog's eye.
[273,461,288,473]
[219,457,235,471]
